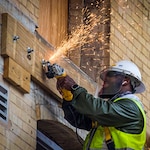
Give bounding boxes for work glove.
[56,75,77,101]
[56,75,77,91]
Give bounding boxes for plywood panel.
[1,13,35,73]
[37,0,68,47]
[33,38,54,78]
[15,22,35,72]
[38,0,52,43]
[1,13,17,58]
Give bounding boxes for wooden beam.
[3,57,30,93]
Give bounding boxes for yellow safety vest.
[83,97,146,150]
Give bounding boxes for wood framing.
[1,13,96,98]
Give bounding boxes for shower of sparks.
[49,8,106,62]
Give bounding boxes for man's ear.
[122,81,128,86]
[122,77,131,86]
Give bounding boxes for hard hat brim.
[134,81,145,93]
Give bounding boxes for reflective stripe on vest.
[83,94,146,150]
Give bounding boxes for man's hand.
[56,75,76,91]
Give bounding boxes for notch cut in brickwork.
[0,84,8,123]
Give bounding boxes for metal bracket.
[13,35,19,41]
[27,47,34,60]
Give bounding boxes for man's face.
[99,71,125,98]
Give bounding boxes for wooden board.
[1,13,17,58]
[3,57,30,93]
[37,0,68,47]
[15,22,35,72]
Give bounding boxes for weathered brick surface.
[0,0,38,33]
[68,0,110,82]
[68,0,83,67]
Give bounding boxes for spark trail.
[49,9,104,62]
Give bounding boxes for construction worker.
[56,60,146,150]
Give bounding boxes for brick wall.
[68,0,83,67]
[68,0,110,82]
[0,78,66,150]
[110,0,150,148]
[0,0,38,33]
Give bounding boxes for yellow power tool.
[42,59,73,101]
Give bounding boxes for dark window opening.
[36,130,63,150]
[0,84,8,123]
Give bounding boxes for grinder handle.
[56,73,73,101]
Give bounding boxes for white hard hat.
[100,60,145,93]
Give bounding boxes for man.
[57,60,146,150]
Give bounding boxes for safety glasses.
[106,71,125,77]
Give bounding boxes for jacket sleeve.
[71,87,144,134]
[62,100,92,131]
